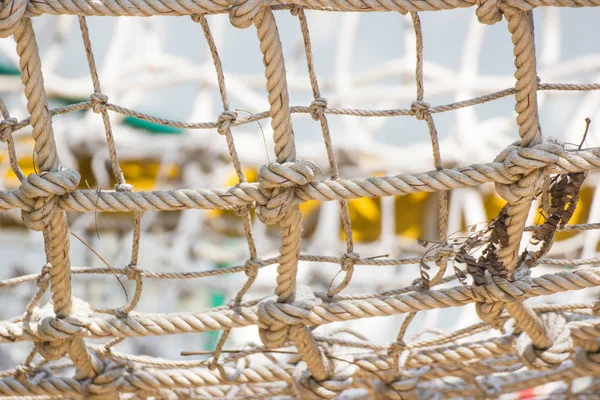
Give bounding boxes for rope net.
[0,1,600,399]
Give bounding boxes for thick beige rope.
[1,267,599,344]
[3,0,600,397]
[4,0,600,19]
[1,145,599,213]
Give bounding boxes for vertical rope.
[500,9,551,350]
[14,19,73,318]
[253,6,328,380]
[294,7,356,297]
[13,17,101,381]
[194,14,261,369]
[392,13,450,362]
[79,16,128,188]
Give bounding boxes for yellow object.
[120,160,180,191]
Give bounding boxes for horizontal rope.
[1,147,598,213]
[9,0,600,19]
[1,267,599,344]
[2,83,599,135]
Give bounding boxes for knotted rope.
[18,170,80,231]
[256,160,319,224]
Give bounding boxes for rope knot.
[84,359,126,400]
[387,340,407,357]
[475,301,506,330]
[309,97,328,120]
[217,110,237,135]
[293,356,356,399]
[340,252,359,271]
[290,5,302,16]
[0,117,17,142]
[19,169,80,231]
[37,263,52,287]
[244,258,261,278]
[516,312,572,370]
[435,245,454,260]
[90,93,108,114]
[471,268,532,304]
[229,0,263,29]
[256,160,319,224]
[32,299,93,362]
[410,100,430,120]
[476,0,503,25]
[0,0,27,38]
[257,285,318,348]
[125,263,142,280]
[378,367,429,399]
[494,137,564,204]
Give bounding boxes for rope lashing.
[19,169,80,231]
[257,284,318,348]
[229,0,263,29]
[217,110,238,135]
[90,93,108,114]
[0,117,17,143]
[476,0,503,25]
[256,160,319,224]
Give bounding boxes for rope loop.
[256,160,319,224]
[229,0,263,29]
[0,0,26,38]
[0,117,17,143]
[410,100,430,121]
[476,0,503,25]
[217,110,238,135]
[19,169,80,231]
[257,284,318,348]
[309,97,328,121]
[292,356,356,400]
[90,93,108,114]
[516,312,572,370]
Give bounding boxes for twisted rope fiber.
[1,266,600,344]
[1,145,599,213]
[3,0,600,398]
[3,0,600,19]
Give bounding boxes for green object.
[123,115,184,135]
[0,62,20,76]
[50,96,89,107]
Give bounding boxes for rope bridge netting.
[1,0,600,398]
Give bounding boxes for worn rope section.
[10,12,102,386]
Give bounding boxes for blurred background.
[0,8,599,396]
